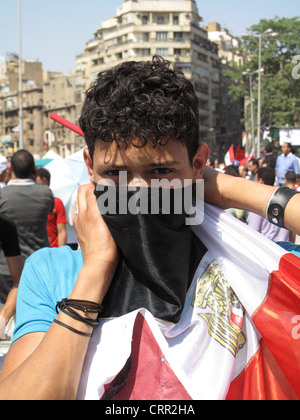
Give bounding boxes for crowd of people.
[0,56,299,400]
[208,142,300,245]
[0,150,68,369]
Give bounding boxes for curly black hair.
[79,56,200,163]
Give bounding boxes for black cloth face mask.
[94,185,207,323]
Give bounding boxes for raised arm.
[204,167,300,236]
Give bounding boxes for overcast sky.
[0,0,299,73]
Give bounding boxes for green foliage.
[224,16,300,127]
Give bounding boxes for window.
[156,32,168,41]
[75,77,82,88]
[143,33,149,42]
[156,48,168,56]
[142,15,149,25]
[141,49,151,56]
[75,92,82,103]
[173,16,179,25]
[197,52,208,62]
[212,73,220,83]
[157,16,165,25]
[174,32,183,41]
[174,48,181,56]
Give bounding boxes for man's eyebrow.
[99,161,181,169]
[145,160,181,167]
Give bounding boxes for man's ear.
[83,147,94,182]
[192,143,210,179]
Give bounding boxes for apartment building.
[0,1,244,160]
[43,72,85,156]
[75,0,223,147]
[205,21,243,67]
[0,57,83,158]
[0,58,44,157]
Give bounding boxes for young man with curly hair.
[0,57,299,400]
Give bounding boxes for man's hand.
[74,184,118,267]
[72,184,119,304]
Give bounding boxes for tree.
[224,16,300,129]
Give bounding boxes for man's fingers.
[77,184,92,214]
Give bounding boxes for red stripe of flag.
[227,253,300,400]
[102,313,192,400]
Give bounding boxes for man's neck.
[285,182,295,189]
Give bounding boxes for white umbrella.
[44,157,90,216]
[42,150,63,160]
[66,147,87,162]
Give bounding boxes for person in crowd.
[258,157,264,168]
[284,171,297,190]
[206,159,215,168]
[36,168,67,248]
[248,167,291,242]
[0,150,54,259]
[275,142,300,186]
[224,165,239,177]
[0,157,9,190]
[0,57,299,401]
[246,158,259,181]
[238,164,248,178]
[0,151,54,332]
[0,216,24,371]
[262,144,277,169]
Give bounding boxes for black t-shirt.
[0,216,21,257]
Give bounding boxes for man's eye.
[152,168,172,175]
[104,170,121,177]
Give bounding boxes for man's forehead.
[93,138,188,165]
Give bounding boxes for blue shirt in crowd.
[275,153,300,185]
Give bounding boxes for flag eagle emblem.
[193,260,246,356]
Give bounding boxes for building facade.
[0,58,44,157]
[0,1,244,161]
[0,58,84,158]
[75,0,224,149]
[43,72,85,156]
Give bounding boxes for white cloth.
[77,204,288,400]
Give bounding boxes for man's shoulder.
[22,246,83,298]
[276,154,284,162]
[13,246,83,344]
[27,245,82,269]
[30,183,53,197]
[4,182,52,196]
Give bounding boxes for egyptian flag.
[224,145,235,167]
[224,144,246,167]
[76,203,300,400]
